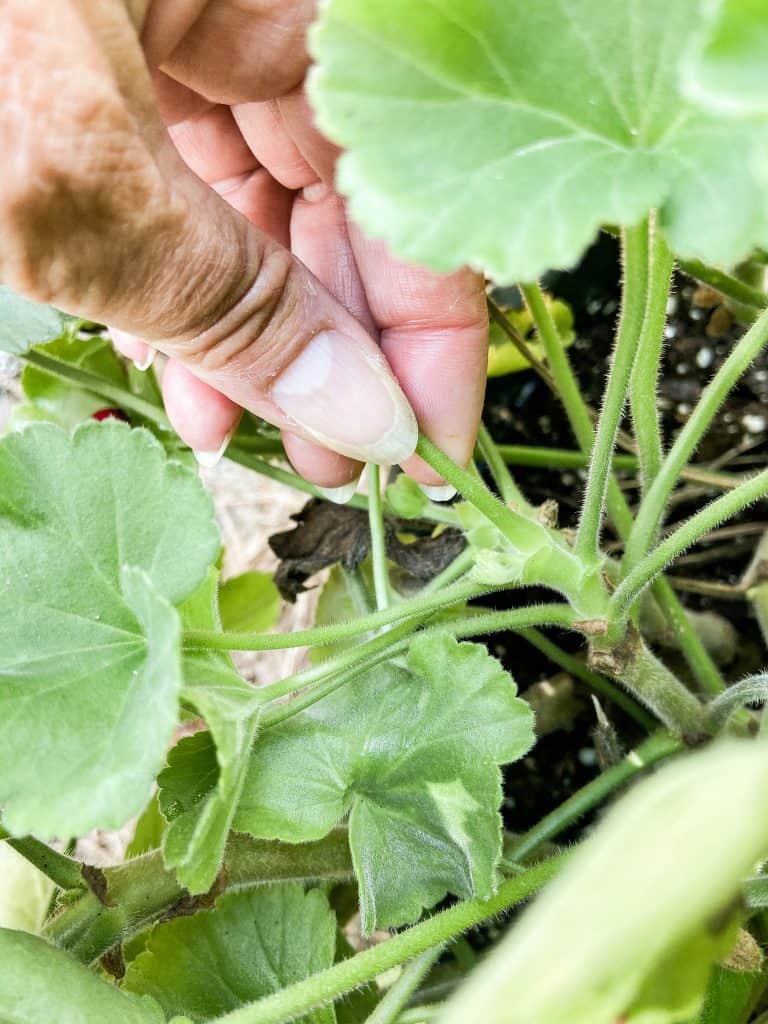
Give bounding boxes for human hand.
[1,1,488,495]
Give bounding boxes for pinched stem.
[613,469,768,618]
[184,579,487,652]
[576,221,649,563]
[212,856,565,1024]
[630,216,673,489]
[624,305,768,570]
[505,731,682,863]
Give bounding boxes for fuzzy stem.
[211,857,565,1024]
[365,946,444,1024]
[21,350,172,430]
[476,423,531,509]
[367,464,391,610]
[516,628,655,728]
[649,578,725,696]
[0,828,86,892]
[520,277,725,694]
[624,305,768,569]
[497,445,636,472]
[505,731,682,863]
[678,258,768,312]
[614,469,768,617]
[629,217,674,489]
[575,222,649,563]
[184,579,486,652]
[419,547,474,594]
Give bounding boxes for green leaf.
[16,334,128,428]
[385,473,429,519]
[219,570,281,633]
[488,299,574,378]
[439,741,768,1024]
[0,422,220,837]
[123,884,338,1024]
[159,571,262,894]
[0,286,70,354]
[0,844,54,934]
[0,928,164,1023]
[235,632,535,932]
[127,791,167,859]
[310,0,768,280]
[684,0,768,116]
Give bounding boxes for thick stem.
[211,857,565,1024]
[575,222,649,563]
[505,731,682,863]
[476,423,531,509]
[614,469,768,617]
[590,632,706,737]
[367,464,391,611]
[624,305,768,569]
[184,580,486,652]
[46,830,353,965]
[516,628,655,729]
[365,946,444,1024]
[629,217,674,489]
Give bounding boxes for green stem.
[497,445,637,472]
[629,216,674,489]
[419,547,474,594]
[476,423,531,509]
[211,857,565,1024]
[575,221,649,562]
[516,628,655,729]
[678,258,768,311]
[650,578,725,696]
[365,946,444,1024]
[46,830,353,965]
[521,273,725,694]
[0,828,86,892]
[613,469,768,618]
[21,350,172,431]
[184,579,486,652]
[368,464,391,611]
[624,305,768,569]
[260,604,576,729]
[505,732,682,863]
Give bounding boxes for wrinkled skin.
[0,1,488,487]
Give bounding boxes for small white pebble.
[743,413,767,434]
[664,325,677,339]
[696,347,714,369]
[676,362,689,374]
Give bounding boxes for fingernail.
[418,483,457,503]
[317,478,360,505]
[193,428,236,469]
[133,350,155,372]
[271,331,417,465]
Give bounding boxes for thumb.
[0,1,417,467]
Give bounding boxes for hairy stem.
[678,258,768,313]
[46,830,354,965]
[477,422,531,509]
[505,732,682,863]
[614,469,768,617]
[367,464,391,610]
[520,276,725,694]
[184,579,487,652]
[629,216,674,488]
[0,827,86,892]
[624,305,768,569]
[575,221,649,562]
[516,627,655,728]
[21,350,172,430]
[365,946,444,1024]
[212,857,565,1024]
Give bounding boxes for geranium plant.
[3,2,768,1023]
